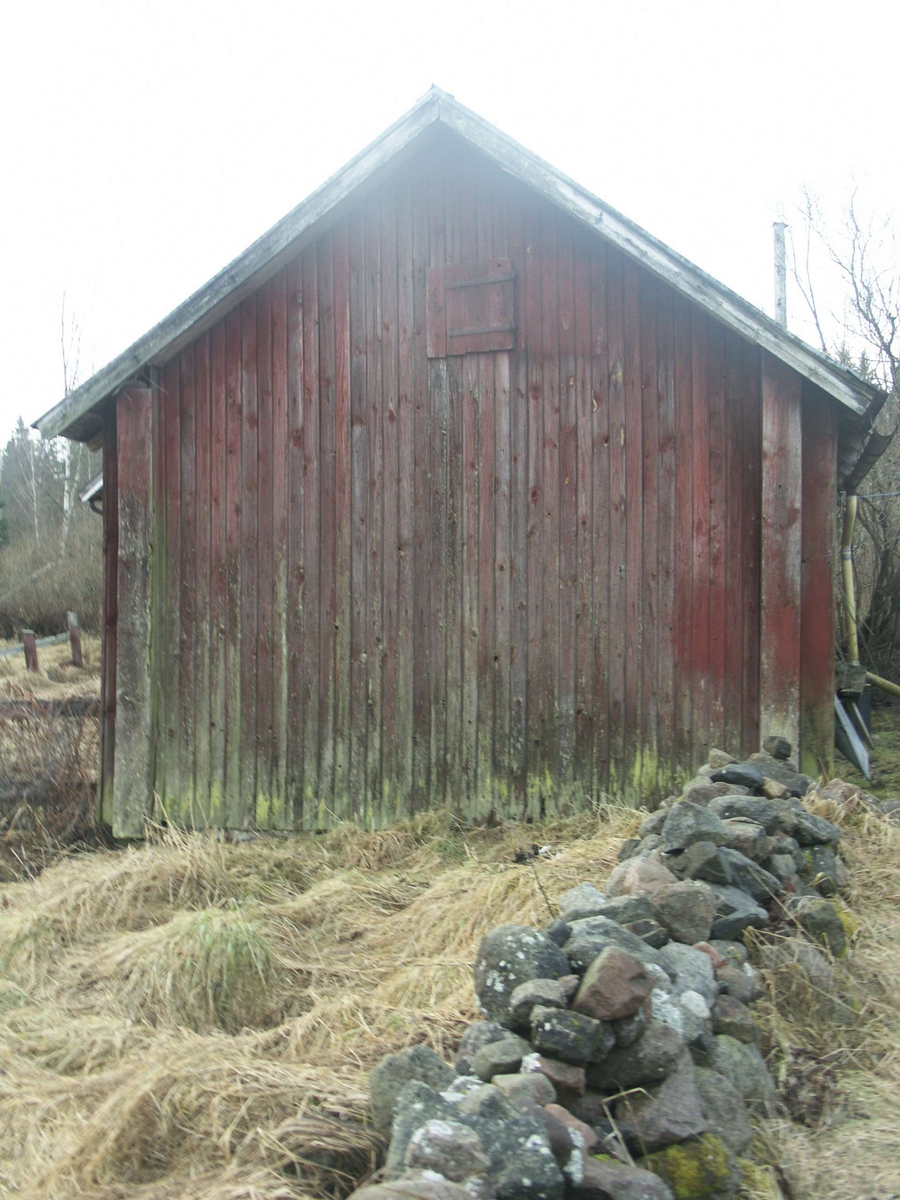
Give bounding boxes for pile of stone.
[354,740,851,1200]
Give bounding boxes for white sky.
[1,0,896,444]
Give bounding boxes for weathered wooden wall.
[137,136,777,829]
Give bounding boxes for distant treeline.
[0,420,102,637]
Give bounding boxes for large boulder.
[661,802,731,852]
[474,925,570,1023]
[564,916,664,973]
[615,1053,707,1153]
[571,946,656,1022]
[651,880,716,944]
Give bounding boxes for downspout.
[841,491,860,664]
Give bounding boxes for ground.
[0,657,898,1200]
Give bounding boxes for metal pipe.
[841,492,860,664]
[866,671,900,700]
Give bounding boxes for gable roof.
[35,87,883,442]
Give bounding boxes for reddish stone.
[557,974,581,1001]
[692,941,727,970]
[544,1103,599,1154]
[572,946,655,1022]
[524,1054,586,1098]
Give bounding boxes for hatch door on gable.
[426,258,516,357]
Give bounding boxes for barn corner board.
[33,89,883,830]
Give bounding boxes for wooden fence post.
[68,611,84,667]
[22,630,38,672]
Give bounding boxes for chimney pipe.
[773,221,787,327]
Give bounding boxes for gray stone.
[618,838,642,862]
[587,1024,685,1091]
[651,880,716,944]
[709,762,765,790]
[471,1036,533,1081]
[677,840,731,886]
[708,1034,776,1114]
[404,1119,492,1181]
[370,1046,456,1133]
[661,802,731,852]
[350,1174,478,1200]
[605,858,678,899]
[564,916,663,973]
[799,844,839,896]
[718,847,782,903]
[544,919,573,947]
[708,748,737,769]
[714,964,757,1005]
[456,1083,520,1121]
[573,1158,675,1200]
[706,884,768,940]
[657,942,717,1005]
[386,1081,466,1177]
[708,794,793,832]
[474,925,570,1023]
[747,751,813,797]
[559,883,609,922]
[592,894,655,926]
[530,1005,613,1064]
[708,939,748,966]
[490,1071,557,1107]
[791,810,842,846]
[611,1008,647,1047]
[615,1053,707,1153]
[455,1021,509,1074]
[639,810,668,839]
[681,779,742,806]
[649,988,711,1044]
[509,978,568,1027]
[718,818,769,860]
[764,852,799,883]
[693,1066,754,1153]
[788,896,847,956]
[711,993,759,1043]
[634,834,663,858]
[763,735,792,760]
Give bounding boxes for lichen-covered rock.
[404,1119,491,1180]
[370,1046,457,1133]
[455,1020,509,1074]
[509,978,569,1027]
[530,1005,614,1064]
[587,1024,685,1091]
[650,988,711,1044]
[639,1133,739,1199]
[348,1173,479,1200]
[471,1035,533,1081]
[611,1007,647,1047]
[657,943,717,1005]
[564,916,664,973]
[521,1051,586,1098]
[572,946,656,1022]
[490,1071,557,1107]
[474,925,570,1023]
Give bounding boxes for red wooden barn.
[35,90,884,837]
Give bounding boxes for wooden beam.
[800,386,837,777]
[113,384,154,838]
[99,416,119,826]
[760,351,802,754]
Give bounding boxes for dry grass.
[0,783,897,1200]
[0,806,639,1200]
[0,634,101,700]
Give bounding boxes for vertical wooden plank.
[149,371,166,812]
[606,247,627,797]
[178,347,197,822]
[656,281,676,797]
[800,389,836,777]
[68,611,84,667]
[411,181,432,813]
[428,176,448,808]
[622,258,643,801]
[99,414,119,825]
[255,281,275,826]
[540,206,561,814]
[723,330,745,757]
[113,385,153,837]
[672,295,694,775]
[317,233,337,824]
[590,239,610,798]
[193,333,212,823]
[524,199,544,820]
[209,320,228,825]
[639,269,659,800]
[572,226,593,801]
[741,341,762,756]
[396,187,415,817]
[760,350,803,753]
[223,307,243,826]
[348,212,368,822]
[286,255,305,826]
[493,349,512,815]
[271,269,290,827]
[557,218,577,809]
[239,297,259,825]
[476,350,495,815]
[22,631,38,673]
[300,245,321,826]
[380,191,400,826]
[333,221,352,820]
[507,188,528,815]
[707,320,727,751]
[690,311,711,763]
[365,202,384,827]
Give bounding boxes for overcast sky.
[1,0,895,445]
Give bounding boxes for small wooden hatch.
[426,257,516,356]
